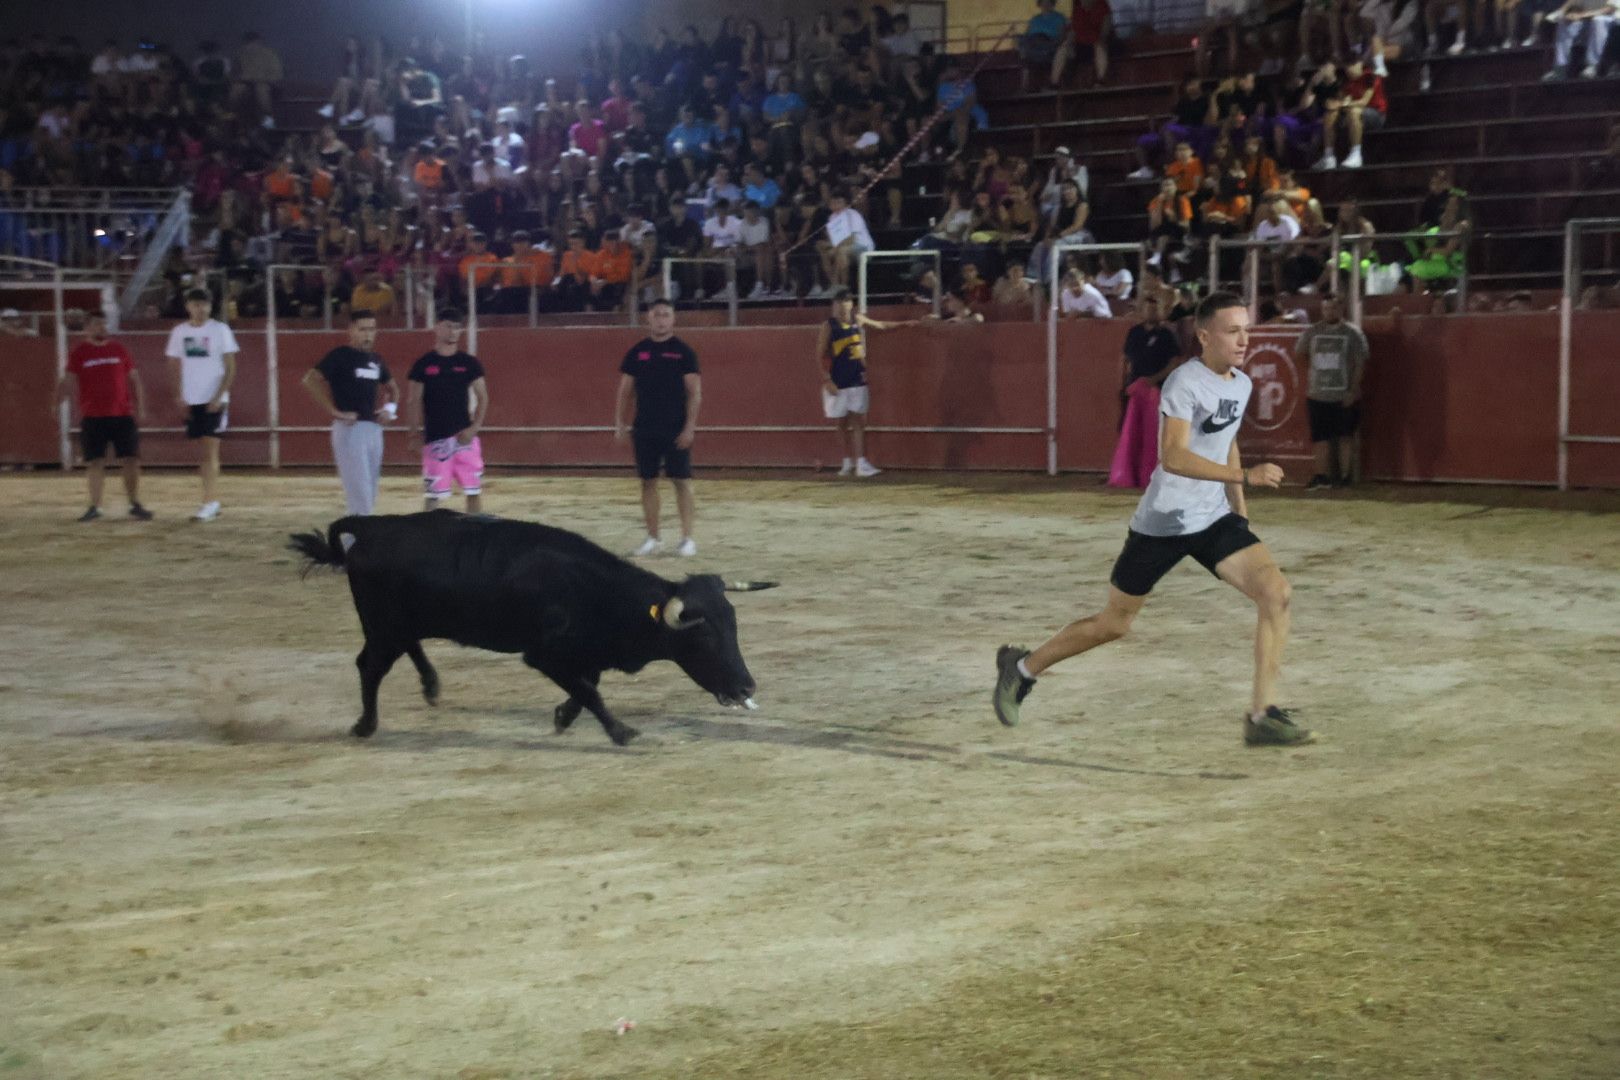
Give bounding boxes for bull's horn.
[661,597,686,627]
[724,580,780,592]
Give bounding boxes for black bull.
[288,511,776,745]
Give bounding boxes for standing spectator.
[820,188,875,293]
[1542,0,1614,79]
[1317,58,1385,169]
[1021,0,1071,90]
[883,12,925,56]
[616,299,703,557]
[234,31,284,129]
[1059,269,1112,317]
[815,287,904,478]
[164,289,237,522]
[1095,252,1135,299]
[302,310,398,515]
[1108,294,1182,488]
[1294,295,1368,488]
[407,310,489,513]
[56,310,153,522]
[1055,0,1114,84]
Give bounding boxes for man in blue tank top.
[814,287,905,477]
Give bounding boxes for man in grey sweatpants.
[301,308,398,514]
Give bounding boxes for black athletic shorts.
[1307,398,1360,442]
[185,404,229,440]
[633,429,691,480]
[1109,512,1261,597]
[80,415,139,460]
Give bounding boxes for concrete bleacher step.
[1393,76,1620,125]
[1383,45,1553,95]
[1365,112,1617,160]
[974,41,1196,99]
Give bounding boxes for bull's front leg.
[553,673,599,733]
[523,654,637,746]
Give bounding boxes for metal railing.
[858,249,941,316]
[1341,230,1470,325]
[1558,216,1620,491]
[662,257,738,326]
[0,187,183,275]
[1047,241,1147,475]
[117,191,192,316]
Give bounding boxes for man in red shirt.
[55,311,153,521]
[1317,58,1386,171]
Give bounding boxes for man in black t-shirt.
[614,298,702,557]
[407,309,490,512]
[301,309,398,515]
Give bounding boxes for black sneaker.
[993,645,1037,727]
[1243,706,1314,746]
[1305,474,1333,491]
[128,503,154,521]
[77,506,101,522]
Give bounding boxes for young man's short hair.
[184,288,211,303]
[437,308,465,323]
[349,308,376,323]
[829,286,852,301]
[712,198,731,211]
[649,297,675,312]
[1195,290,1246,325]
[511,230,531,242]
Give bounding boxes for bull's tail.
[287,523,349,579]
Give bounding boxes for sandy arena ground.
[1,470,1617,1080]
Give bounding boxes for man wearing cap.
[1039,146,1088,219]
[302,308,398,515]
[408,309,489,513]
[0,307,37,337]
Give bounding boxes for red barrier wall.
[5,313,1617,487]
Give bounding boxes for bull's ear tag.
[339,532,357,553]
[649,603,661,623]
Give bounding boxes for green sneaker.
[993,645,1037,727]
[1244,706,1314,746]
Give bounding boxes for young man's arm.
[813,321,836,392]
[54,371,78,419]
[464,377,489,443]
[1226,439,1248,518]
[130,368,146,422]
[212,352,237,411]
[379,375,399,414]
[676,372,701,449]
[613,373,635,440]
[1159,415,1282,486]
[856,313,903,331]
[301,368,354,422]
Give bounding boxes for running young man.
[815,286,903,478]
[164,288,238,521]
[992,291,1311,746]
[615,298,701,557]
[301,309,398,515]
[407,309,490,512]
[56,310,154,521]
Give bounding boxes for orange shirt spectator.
[558,245,591,283]
[1242,154,1278,197]
[459,250,501,287]
[1268,177,1310,219]
[501,248,555,288]
[1202,194,1251,224]
[588,243,633,285]
[1165,156,1204,197]
[414,156,446,194]
[264,165,299,204]
[308,167,335,203]
[1148,192,1194,222]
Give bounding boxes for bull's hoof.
[554,699,583,733]
[610,724,640,747]
[351,718,377,739]
[422,678,440,707]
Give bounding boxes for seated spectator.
[958,262,994,306]
[0,308,37,337]
[1406,193,1470,288]
[1055,0,1114,84]
[701,197,745,299]
[1197,168,1252,239]
[936,291,987,322]
[1317,58,1385,169]
[993,261,1040,307]
[883,12,924,56]
[1268,167,1312,218]
[1166,141,1205,198]
[1021,0,1071,90]
[935,59,981,158]
[233,31,284,129]
[497,230,555,313]
[705,163,742,208]
[1147,178,1196,268]
[1542,0,1613,79]
[1038,146,1089,219]
[1027,179,1092,285]
[664,104,714,162]
[1132,75,1218,178]
[1239,134,1280,196]
[819,187,875,292]
[1198,1,1257,78]
[1059,269,1112,317]
[556,229,594,309]
[458,232,502,308]
[656,195,704,302]
[1094,252,1135,299]
[1271,64,1334,168]
[349,266,397,317]
[1352,0,1419,72]
[737,199,779,298]
[619,204,657,295]
[586,229,633,311]
[1253,194,1303,292]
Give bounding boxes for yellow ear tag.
[650,604,660,622]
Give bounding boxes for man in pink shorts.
[407,309,491,512]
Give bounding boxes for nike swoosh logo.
[1201,416,1240,434]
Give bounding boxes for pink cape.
[1107,380,1160,489]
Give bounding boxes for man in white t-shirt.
[737,199,776,299]
[701,198,744,299]
[164,288,239,521]
[993,291,1310,746]
[1252,196,1302,294]
[1093,254,1135,299]
[819,188,875,292]
[1059,270,1112,318]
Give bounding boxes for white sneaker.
[1372,54,1388,77]
[342,108,366,125]
[1343,147,1363,169]
[1419,63,1433,91]
[855,459,881,478]
[693,288,707,301]
[317,103,335,118]
[837,458,854,476]
[1520,32,1539,46]
[1127,166,1156,180]
[1314,152,1338,170]
[718,282,737,300]
[260,116,276,130]
[1580,64,1598,78]
[193,501,221,522]
[632,536,663,557]
[747,281,767,299]
[1447,34,1467,55]
[675,537,697,557]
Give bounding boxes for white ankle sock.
[1017,659,1036,680]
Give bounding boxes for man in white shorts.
[815,287,904,477]
[992,291,1311,746]
[164,288,238,521]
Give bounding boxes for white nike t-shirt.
[164,318,240,405]
[1129,359,1253,537]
